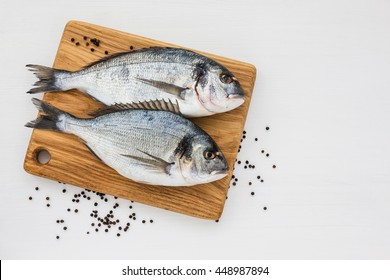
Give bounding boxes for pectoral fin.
[121,149,173,175]
[135,77,187,100]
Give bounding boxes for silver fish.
[26,98,229,186]
[26,47,245,117]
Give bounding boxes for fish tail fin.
[25,98,67,131]
[26,64,64,94]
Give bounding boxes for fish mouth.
[210,169,229,176]
[228,93,245,100]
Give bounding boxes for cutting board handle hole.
[35,149,51,165]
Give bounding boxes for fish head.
[178,135,229,184]
[196,65,245,113]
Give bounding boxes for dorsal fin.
[89,99,181,117]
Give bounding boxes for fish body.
[26,99,229,186]
[27,47,245,117]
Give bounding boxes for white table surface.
[1,0,389,259]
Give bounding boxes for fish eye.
[219,73,233,84]
[203,150,217,160]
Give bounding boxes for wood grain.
[23,21,256,220]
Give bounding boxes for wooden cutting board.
[23,21,256,220]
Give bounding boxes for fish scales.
[27,47,245,117]
[70,110,189,160]
[26,99,229,187]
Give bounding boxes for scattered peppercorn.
[90,38,100,47]
[30,178,166,239]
